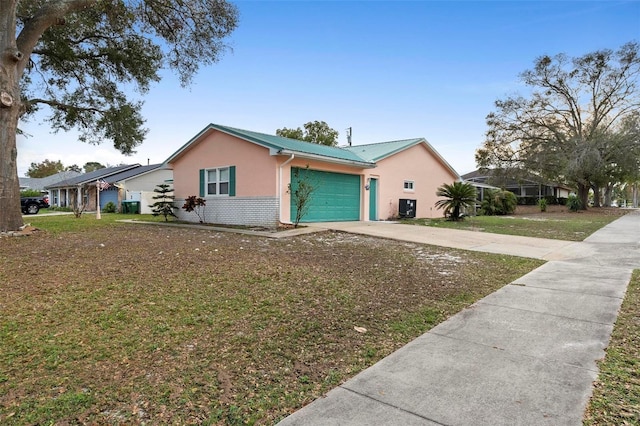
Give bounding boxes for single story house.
[19,170,81,192]
[165,123,461,227]
[46,164,172,213]
[104,164,173,214]
[462,169,572,203]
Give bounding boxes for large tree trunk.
[0,103,22,232]
[591,184,601,207]
[0,0,24,232]
[577,183,589,210]
[603,183,613,207]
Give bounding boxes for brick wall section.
[175,196,280,228]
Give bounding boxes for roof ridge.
[346,138,424,148]
[215,123,353,152]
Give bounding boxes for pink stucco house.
[164,124,461,227]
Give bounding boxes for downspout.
[279,154,295,224]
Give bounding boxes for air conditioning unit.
[399,199,417,218]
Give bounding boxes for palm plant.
[434,181,477,221]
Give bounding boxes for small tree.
[434,181,477,221]
[182,195,207,223]
[69,191,87,219]
[480,189,518,216]
[150,184,177,221]
[288,167,316,228]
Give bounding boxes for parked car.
[21,195,50,215]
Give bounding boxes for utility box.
[399,199,417,218]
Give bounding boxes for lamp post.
[96,180,101,220]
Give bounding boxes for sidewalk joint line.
[507,282,626,300]
[337,385,450,426]
[476,301,618,326]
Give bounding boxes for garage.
[99,187,119,210]
[290,167,361,222]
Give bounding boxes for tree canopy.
[0,0,239,232]
[26,158,64,177]
[476,42,640,208]
[83,161,105,173]
[276,121,340,146]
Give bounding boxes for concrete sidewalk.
[278,212,640,425]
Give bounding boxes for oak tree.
[476,42,640,209]
[83,161,105,173]
[276,121,339,146]
[0,0,238,231]
[26,158,64,177]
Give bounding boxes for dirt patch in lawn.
[0,224,542,424]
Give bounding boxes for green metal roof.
[165,123,374,167]
[164,124,460,178]
[344,138,425,162]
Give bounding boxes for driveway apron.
[278,212,640,425]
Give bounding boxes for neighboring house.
[45,164,173,212]
[165,123,460,227]
[109,164,173,214]
[19,170,81,193]
[462,169,572,202]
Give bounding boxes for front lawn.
[402,206,630,241]
[1,215,543,424]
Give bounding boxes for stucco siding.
[371,144,458,219]
[171,130,278,200]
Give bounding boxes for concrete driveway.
[310,221,577,260]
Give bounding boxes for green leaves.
[434,181,477,221]
[14,0,239,154]
[276,121,339,146]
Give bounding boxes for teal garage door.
[290,168,361,222]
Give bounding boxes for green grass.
[402,213,623,241]
[3,211,629,424]
[584,270,640,425]
[22,212,168,234]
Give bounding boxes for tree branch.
[16,0,98,76]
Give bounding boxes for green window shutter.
[229,166,236,197]
[199,169,205,197]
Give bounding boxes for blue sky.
[16,0,640,176]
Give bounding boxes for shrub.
[538,198,547,212]
[182,195,207,223]
[567,194,582,212]
[102,201,117,213]
[544,195,559,205]
[480,189,517,216]
[20,189,43,198]
[434,181,477,221]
